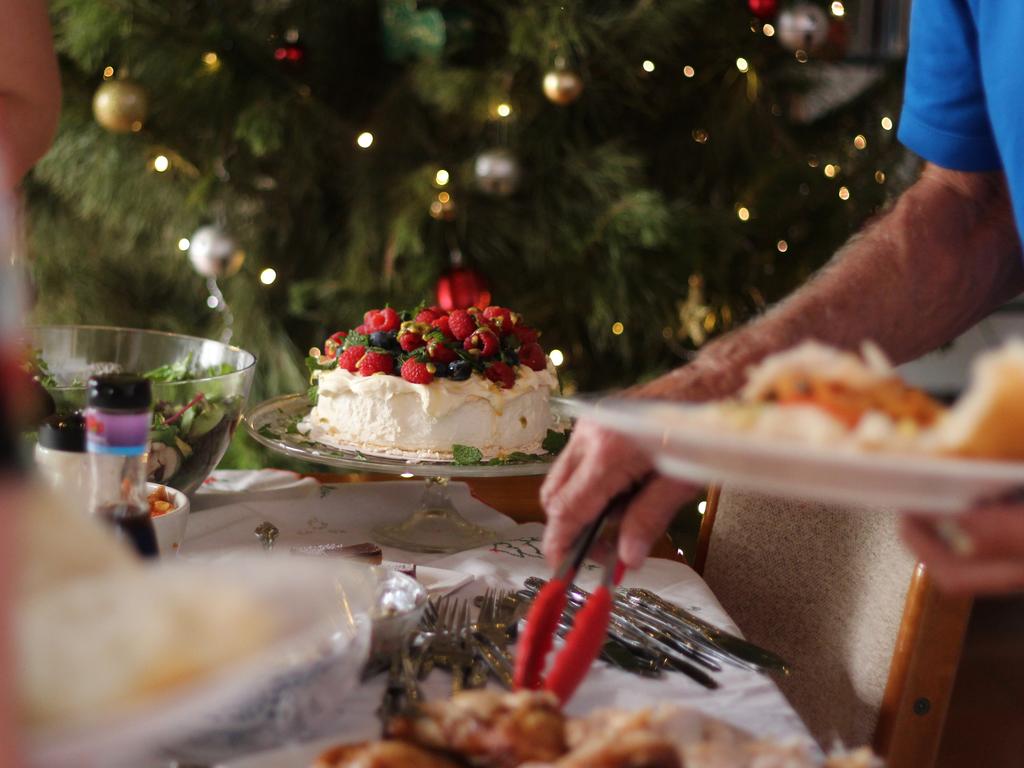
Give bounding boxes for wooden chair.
[694,486,972,767]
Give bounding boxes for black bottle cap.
[38,412,87,452]
[87,374,152,411]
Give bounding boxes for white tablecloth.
[181,471,813,766]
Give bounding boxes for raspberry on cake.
[357,350,394,377]
[465,328,500,357]
[336,344,366,373]
[448,309,477,341]
[302,302,562,460]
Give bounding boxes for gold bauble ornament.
[92,79,149,133]
[542,68,584,105]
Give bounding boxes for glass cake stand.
[244,394,556,553]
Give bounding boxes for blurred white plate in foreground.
[27,556,373,768]
[566,399,1024,512]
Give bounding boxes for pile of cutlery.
[375,582,789,726]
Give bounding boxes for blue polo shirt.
[899,0,1024,234]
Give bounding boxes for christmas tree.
[26,0,910,465]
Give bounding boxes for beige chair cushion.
[702,489,916,748]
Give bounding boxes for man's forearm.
[636,165,1024,400]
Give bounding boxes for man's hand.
[540,358,742,570]
[900,504,1024,595]
[540,420,698,569]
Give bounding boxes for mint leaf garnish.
[452,444,484,465]
[542,429,570,454]
[504,451,537,463]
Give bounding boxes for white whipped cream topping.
[304,362,559,459]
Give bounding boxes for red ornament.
[748,0,778,19]
[436,266,491,311]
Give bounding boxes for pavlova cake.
[301,303,562,460]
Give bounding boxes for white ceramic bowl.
[147,482,190,555]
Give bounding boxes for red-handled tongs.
[513,476,650,703]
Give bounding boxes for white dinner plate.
[566,399,1024,512]
[29,556,374,768]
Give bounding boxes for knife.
[623,587,791,675]
[557,581,725,672]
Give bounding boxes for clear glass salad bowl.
[26,325,256,495]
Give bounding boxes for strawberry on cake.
[300,304,561,460]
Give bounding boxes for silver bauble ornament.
[473,148,521,197]
[777,3,829,52]
[92,78,149,133]
[542,68,584,105]
[187,225,245,279]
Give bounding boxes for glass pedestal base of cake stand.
[243,394,556,555]
[372,477,499,553]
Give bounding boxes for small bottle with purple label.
[85,374,159,558]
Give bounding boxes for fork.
[427,597,475,695]
[472,589,514,688]
[463,599,491,688]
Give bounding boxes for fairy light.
[496,103,512,118]
[434,169,450,186]
[737,206,750,221]
[795,50,808,63]
[881,116,894,131]
[736,57,749,73]
[830,1,845,17]
[206,295,220,309]
[683,65,695,78]
[259,268,277,285]
[824,163,837,178]
[153,155,170,173]
[853,134,867,150]
[777,239,789,253]
[356,131,374,148]
[691,128,709,144]
[400,472,415,479]
[875,170,886,184]
[642,59,656,72]
[177,238,190,252]
[838,186,851,201]
[698,500,707,514]
[437,191,451,204]
[611,322,624,335]
[102,65,115,79]
[202,51,221,71]
[762,23,775,37]
[549,349,565,367]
